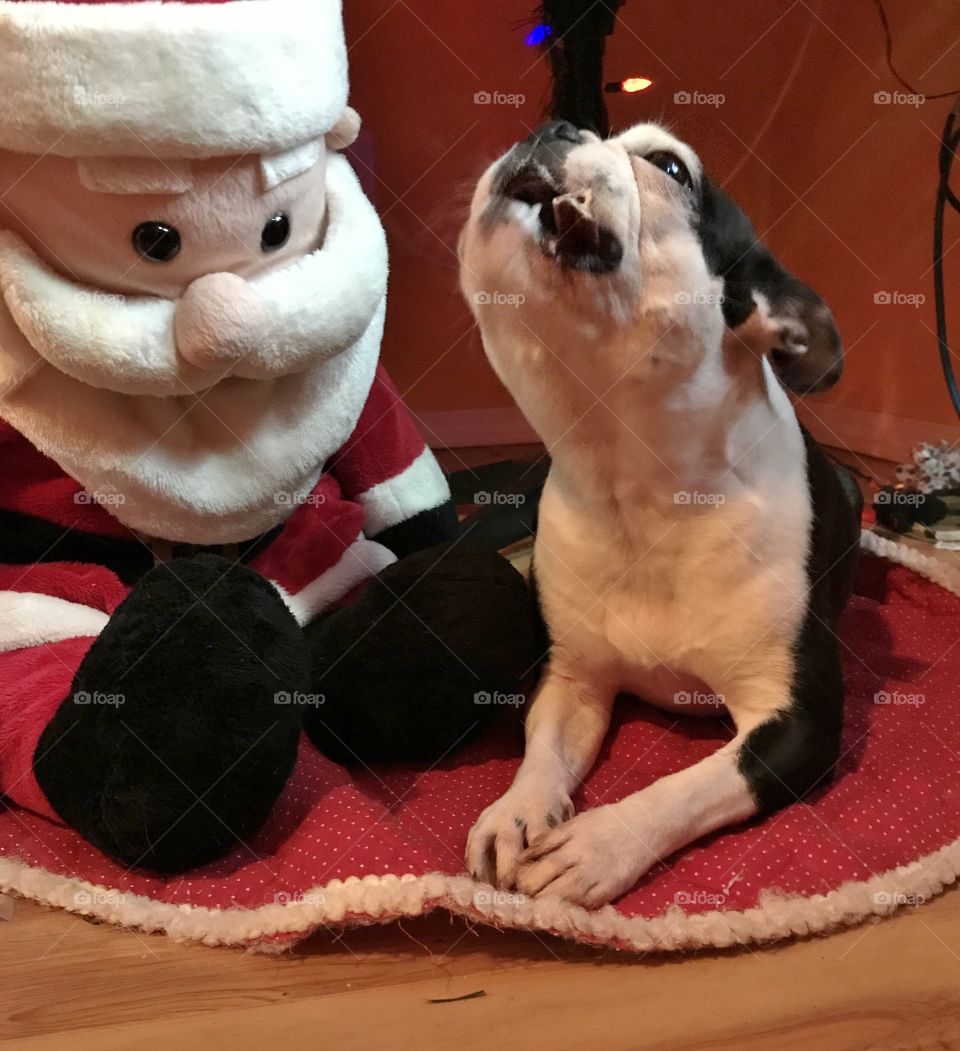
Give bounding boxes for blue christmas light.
[525,24,552,46]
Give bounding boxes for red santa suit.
[0,365,452,820]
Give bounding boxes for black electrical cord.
[934,107,960,420]
[871,0,960,99]
[872,0,960,421]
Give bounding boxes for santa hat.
[0,0,348,159]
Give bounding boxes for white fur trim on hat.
[0,0,348,159]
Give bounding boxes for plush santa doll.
[0,0,536,872]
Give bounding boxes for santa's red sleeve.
[327,365,457,556]
[0,424,132,819]
[0,561,129,820]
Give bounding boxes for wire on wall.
[873,0,960,420]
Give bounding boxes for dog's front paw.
[465,781,575,889]
[515,805,655,908]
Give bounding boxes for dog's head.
[460,120,841,396]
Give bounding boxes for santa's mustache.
[0,155,387,397]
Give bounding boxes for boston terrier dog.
[459,121,862,908]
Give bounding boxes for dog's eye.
[643,151,692,189]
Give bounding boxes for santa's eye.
[642,151,693,188]
[261,213,291,252]
[132,221,181,263]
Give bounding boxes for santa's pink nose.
[175,272,267,371]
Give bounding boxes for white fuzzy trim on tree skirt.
[1,838,959,954]
[0,532,956,954]
[859,528,960,593]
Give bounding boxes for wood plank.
[3,887,960,1049]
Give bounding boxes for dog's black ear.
[698,179,843,394]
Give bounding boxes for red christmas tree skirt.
[2,533,959,954]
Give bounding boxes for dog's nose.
[499,121,583,207]
[523,120,584,148]
[532,120,582,146]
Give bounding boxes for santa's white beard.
[0,156,389,544]
[0,154,387,396]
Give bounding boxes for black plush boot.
[34,555,310,873]
[302,545,541,765]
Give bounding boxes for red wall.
[345,0,960,449]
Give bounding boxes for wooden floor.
[3,887,960,1050]
[5,443,960,1050]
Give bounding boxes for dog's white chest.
[535,456,810,704]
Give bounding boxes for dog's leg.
[514,734,756,907]
[465,665,614,888]
[515,637,844,908]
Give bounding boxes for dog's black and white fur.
[459,121,862,908]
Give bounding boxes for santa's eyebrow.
[260,140,322,190]
[77,157,194,196]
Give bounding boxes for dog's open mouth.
[499,165,623,275]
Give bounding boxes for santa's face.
[0,138,390,541]
[0,149,328,297]
[0,136,387,395]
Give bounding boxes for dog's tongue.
[550,190,623,274]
